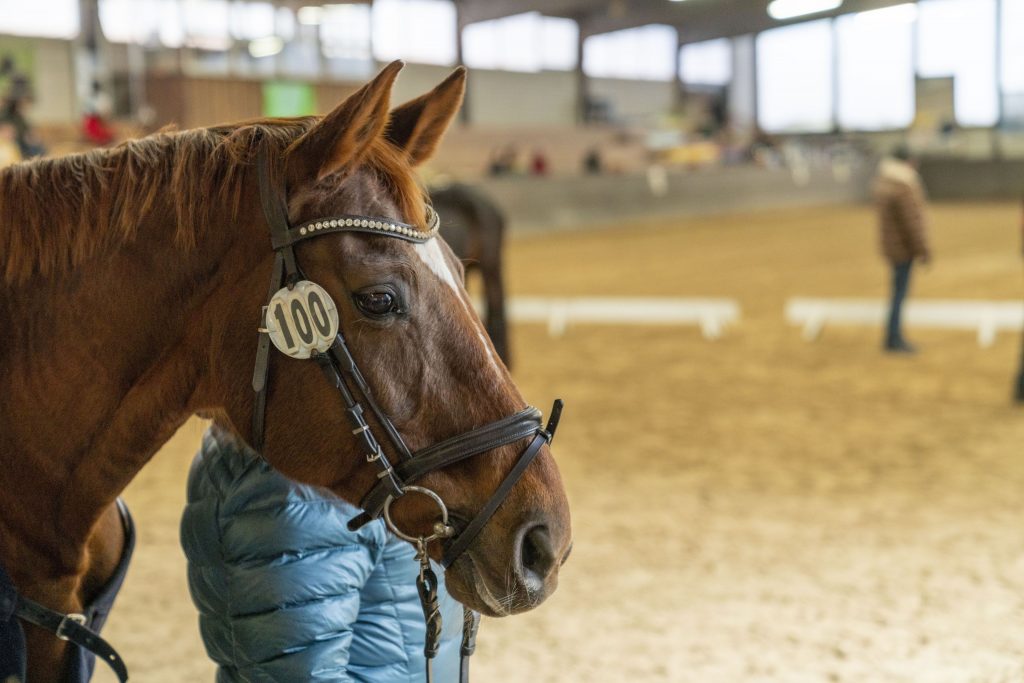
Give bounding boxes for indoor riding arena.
[2,2,1024,683]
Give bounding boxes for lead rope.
[414,537,481,683]
[460,608,481,683]
[415,538,443,683]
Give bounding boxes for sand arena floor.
[94,202,1024,683]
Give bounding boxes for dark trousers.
[886,260,913,347]
[1015,302,1024,401]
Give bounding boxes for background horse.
[431,183,511,366]
[0,62,570,681]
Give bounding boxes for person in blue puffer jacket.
[180,426,464,682]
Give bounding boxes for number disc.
[266,281,340,359]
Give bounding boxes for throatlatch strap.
[14,598,128,682]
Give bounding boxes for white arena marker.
[472,296,741,339]
[785,298,1024,348]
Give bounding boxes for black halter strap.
[250,141,564,682]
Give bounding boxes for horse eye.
[354,291,399,317]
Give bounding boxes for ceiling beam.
[456,0,594,24]
[581,0,918,42]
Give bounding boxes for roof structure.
[454,0,916,42]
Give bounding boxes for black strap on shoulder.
[14,598,128,682]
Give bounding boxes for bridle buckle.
[56,613,87,641]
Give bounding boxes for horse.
[431,182,511,366]
[0,61,572,682]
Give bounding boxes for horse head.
[205,62,571,616]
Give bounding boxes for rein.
[250,142,563,681]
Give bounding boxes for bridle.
[250,142,563,681]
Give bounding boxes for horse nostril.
[518,525,556,588]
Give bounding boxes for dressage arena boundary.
[477,297,741,339]
[786,298,1024,347]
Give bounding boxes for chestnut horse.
[432,182,511,366]
[0,62,571,681]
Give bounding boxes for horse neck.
[0,178,265,574]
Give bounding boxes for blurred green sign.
[262,82,316,117]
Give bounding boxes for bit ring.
[383,485,454,544]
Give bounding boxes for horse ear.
[286,60,404,185]
[386,67,466,167]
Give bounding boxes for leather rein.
[249,142,563,681]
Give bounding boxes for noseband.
[249,144,563,680]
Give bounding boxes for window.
[372,0,457,66]
[756,20,834,133]
[320,4,371,60]
[321,3,373,78]
[917,0,998,127]
[835,5,915,130]
[229,1,275,41]
[99,0,183,47]
[0,0,79,39]
[540,16,578,71]
[462,12,578,73]
[279,22,320,77]
[679,38,732,86]
[1002,0,1024,94]
[182,0,231,50]
[583,24,677,81]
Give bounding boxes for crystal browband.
[285,205,441,246]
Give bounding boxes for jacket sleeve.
[896,181,931,259]
[181,428,387,683]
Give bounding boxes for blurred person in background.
[81,79,116,146]
[181,426,464,682]
[0,121,21,168]
[873,145,932,354]
[1016,195,1024,402]
[530,147,549,176]
[582,146,603,175]
[1,75,46,159]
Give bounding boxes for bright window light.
[229,1,275,40]
[756,19,833,133]
[463,13,541,72]
[540,16,578,71]
[680,38,732,86]
[583,24,678,82]
[836,7,914,130]
[1001,0,1024,93]
[462,12,578,73]
[248,35,283,58]
[767,0,841,20]
[297,5,324,25]
[0,0,79,39]
[372,0,457,66]
[320,3,371,61]
[183,0,231,50]
[917,0,998,127]
[99,0,184,47]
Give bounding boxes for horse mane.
[0,117,427,286]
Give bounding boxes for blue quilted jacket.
[180,427,463,682]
